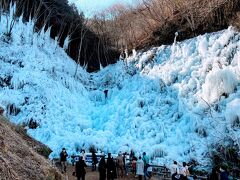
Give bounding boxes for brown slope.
[0,115,64,180]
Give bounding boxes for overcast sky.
[68,0,138,17]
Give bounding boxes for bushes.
[38,146,52,158]
[210,144,240,178]
[89,0,240,51]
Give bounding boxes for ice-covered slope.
[1,7,240,168]
[0,7,93,157]
[89,29,240,166]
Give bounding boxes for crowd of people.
[170,161,190,180]
[59,148,153,180]
[170,160,229,180]
[60,148,230,180]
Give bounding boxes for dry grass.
[0,115,64,180]
[89,0,240,50]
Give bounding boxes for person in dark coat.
[209,168,219,180]
[98,156,107,180]
[107,153,117,180]
[75,156,87,180]
[104,90,108,99]
[60,148,68,173]
[220,166,228,180]
[92,150,98,171]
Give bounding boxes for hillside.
[88,0,240,51]
[2,0,119,72]
[0,3,240,171]
[0,115,63,180]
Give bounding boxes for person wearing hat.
[60,148,68,173]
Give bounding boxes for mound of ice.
[202,68,238,103]
[226,99,240,129]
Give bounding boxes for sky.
[68,0,138,17]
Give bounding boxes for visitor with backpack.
[60,148,68,173]
[136,156,144,180]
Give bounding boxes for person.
[180,162,189,180]
[136,156,144,180]
[116,152,124,177]
[130,149,135,161]
[123,152,128,176]
[60,148,68,173]
[170,161,179,180]
[107,153,117,180]
[98,156,107,180]
[220,166,228,180]
[209,168,219,180]
[29,118,38,129]
[0,107,4,116]
[75,156,87,180]
[81,150,86,162]
[142,152,149,180]
[104,90,108,99]
[132,156,137,175]
[92,150,98,171]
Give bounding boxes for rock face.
[0,115,64,180]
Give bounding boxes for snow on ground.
[1,7,240,169]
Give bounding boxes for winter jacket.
[99,157,107,180]
[75,160,87,177]
[220,171,228,180]
[60,151,68,162]
[136,159,144,175]
[142,155,149,167]
[92,152,98,164]
[116,155,124,167]
[107,157,117,179]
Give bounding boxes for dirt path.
[62,165,160,180]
